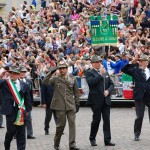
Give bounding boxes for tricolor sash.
[7,79,25,126]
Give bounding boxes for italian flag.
[7,79,25,126]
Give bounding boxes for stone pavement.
[0,106,150,150]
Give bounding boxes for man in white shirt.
[19,66,35,139]
[0,67,32,150]
[122,54,150,141]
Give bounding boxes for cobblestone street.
[0,106,150,150]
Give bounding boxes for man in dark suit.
[41,82,57,135]
[85,55,115,147]
[19,66,35,139]
[122,54,150,141]
[0,67,32,150]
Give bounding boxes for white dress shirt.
[13,79,21,106]
[144,68,150,80]
[15,79,21,92]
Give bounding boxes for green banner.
[90,15,118,46]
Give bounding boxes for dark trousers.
[44,107,57,131]
[26,111,33,136]
[134,100,146,137]
[4,109,26,150]
[90,103,111,143]
[0,105,3,126]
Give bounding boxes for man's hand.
[117,72,123,76]
[104,90,109,97]
[41,104,46,108]
[99,67,106,75]
[0,70,7,78]
[130,58,139,64]
[76,105,80,113]
[50,67,57,74]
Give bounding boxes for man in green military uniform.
[42,60,80,150]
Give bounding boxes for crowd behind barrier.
[0,0,150,102]
[34,74,134,101]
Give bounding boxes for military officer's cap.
[8,66,20,74]
[19,66,27,72]
[138,54,149,61]
[57,60,68,69]
[91,55,101,63]
[82,55,90,60]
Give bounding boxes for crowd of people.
[0,0,149,98]
[0,0,150,150]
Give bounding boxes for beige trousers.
[54,110,76,148]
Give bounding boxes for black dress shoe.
[134,136,140,141]
[54,145,59,150]
[90,140,97,146]
[105,142,115,146]
[45,130,49,135]
[70,147,80,150]
[27,135,36,139]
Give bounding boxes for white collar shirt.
[144,68,150,80]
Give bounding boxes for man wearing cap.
[19,66,36,139]
[42,60,80,150]
[122,54,150,141]
[0,67,32,150]
[85,55,115,147]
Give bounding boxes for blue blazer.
[0,80,32,115]
[122,64,150,101]
[85,69,114,105]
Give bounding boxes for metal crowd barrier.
[76,75,134,102]
[32,75,134,103]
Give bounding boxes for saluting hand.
[99,67,106,76]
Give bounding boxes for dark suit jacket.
[25,78,34,105]
[0,89,3,104]
[121,64,150,101]
[0,79,32,116]
[42,84,54,108]
[85,69,114,105]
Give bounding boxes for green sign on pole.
[90,15,118,46]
